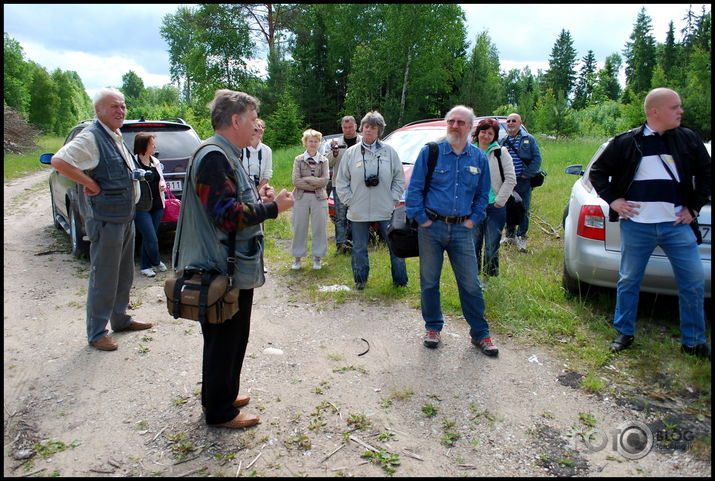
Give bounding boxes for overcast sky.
[3,3,709,99]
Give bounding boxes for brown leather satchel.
[164,267,239,324]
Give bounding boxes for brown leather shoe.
[114,320,153,332]
[90,336,118,351]
[233,394,250,408]
[213,412,260,429]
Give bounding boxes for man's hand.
[83,180,101,196]
[463,219,474,229]
[674,208,696,225]
[420,220,433,228]
[259,183,275,203]
[274,189,295,213]
[610,198,640,219]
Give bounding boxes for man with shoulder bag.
[170,89,294,429]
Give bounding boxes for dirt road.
[3,170,710,477]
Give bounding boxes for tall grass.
[4,135,64,181]
[263,136,711,410]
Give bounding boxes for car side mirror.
[564,165,584,176]
[39,153,54,165]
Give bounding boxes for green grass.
[264,136,711,415]
[4,135,64,181]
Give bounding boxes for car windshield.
[383,127,446,165]
[121,126,200,160]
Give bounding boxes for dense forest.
[4,4,711,147]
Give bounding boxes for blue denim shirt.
[406,140,490,226]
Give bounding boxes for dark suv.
[40,118,201,257]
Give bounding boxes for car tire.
[49,184,62,231]
[562,263,584,297]
[69,206,90,258]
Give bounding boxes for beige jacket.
[292,152,330,200]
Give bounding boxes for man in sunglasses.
[406,105,498,357]
[500,113,542,252]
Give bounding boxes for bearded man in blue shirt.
[405,105,498,356]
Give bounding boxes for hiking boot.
[140,268,156,277]
[291,258,301,270]
[423,330,441,348]
[681,343,711,360]
[472,336,499,357]
[313,257,322,270]
[516,236,528,252]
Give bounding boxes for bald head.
[644,88,683,133]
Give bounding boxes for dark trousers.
[200,289,254,425]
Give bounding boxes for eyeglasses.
[446,119,467,126]
[506,119,519,123]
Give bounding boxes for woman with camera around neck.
[334,111,407,290]
[290,129,330,270]
[471,118,516,281]
[133,132,167,277]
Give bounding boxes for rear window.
[383,127,446,165]
[121,125,200,160]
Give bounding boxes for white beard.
[447,131,468,146]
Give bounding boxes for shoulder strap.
[423,141,439,194]
[496,148,505,183]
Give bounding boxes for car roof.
[392,115,526,133]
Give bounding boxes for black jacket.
[589,124,711,222]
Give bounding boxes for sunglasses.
[446,119,467,126]
[506,119,519,123]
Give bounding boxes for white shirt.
[241,142,273,181]
[54,120,139,201]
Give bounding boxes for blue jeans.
[418,221,490,339]
[134,208,164,269]
[505,177,532,238]
[333,186,349,247]
[614,220,706,346]
[351,220,408,286]
[474,203,507,277]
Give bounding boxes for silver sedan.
[562,142,711,298]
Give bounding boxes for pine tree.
[623,7,657,95]
[572,50,597,110]
[544,29,577,99]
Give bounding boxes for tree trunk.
[398,46,413,127]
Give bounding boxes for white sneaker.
[155,262,168,272]
[313,258,322,270]
[291,258,301,270]
[516,236,528,252]
[140,268,156,277]
[500,236,515,246]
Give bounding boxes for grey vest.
[172,134,265,289]
[82,122,135,223]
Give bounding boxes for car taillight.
[577,205,606,241]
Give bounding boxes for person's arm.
[51,157,101,196]
[468,152,491,226]
[522,135,542,177]
[196,151,279,232]
[390,149,405,205]
[261,145,273,185]
[334,149,353,207]
[494,148,516,208]
[405,145,431,226]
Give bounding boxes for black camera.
[364,174,380,187]
[252,174,260,187]
[131,168,153,181]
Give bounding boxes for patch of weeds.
[362,449,401,475]
[165,432,195,461]
[541,410,556,420]
[469,404,496,425]
[34,439,81,458]
[308,417,327,431]
[313,380,330,394]
[426,393,442,401]
[326,353,344,361]
[347,413,372,430]
[567,412,598,445]
[214,452,236,466]
[421,403,438,417]
[441,419,461,447]
[171,396,188,406]
[380,398,393,409]
[141,335,153,343]
[138,344,150,355]
[389,389,414,401]
[284,432,311,450]
[580,373,606,393]
[66,301,83,309]
[136,420,148,430]
[377,431,396,442]
[184,329,193,335]
[332,365,368,374]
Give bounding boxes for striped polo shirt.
[626,124,683,224]
[503,134,523,177]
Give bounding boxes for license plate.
[167,180,183,192]
[700,225,711,244]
